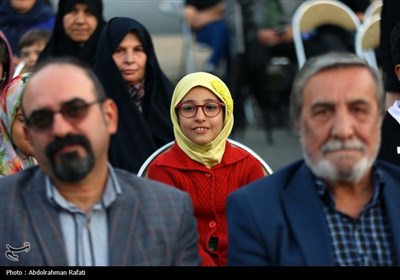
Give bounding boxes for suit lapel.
[282,164,334,265]
[382,171,400,265]
[24,173,68,266]
[108,186,138,265]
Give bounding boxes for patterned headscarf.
[171,72,234,168]
[0,73,37,176]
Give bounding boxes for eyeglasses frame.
[175,101,225,118]
[24,98,105,132]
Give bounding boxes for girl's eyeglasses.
[175,101,225,118]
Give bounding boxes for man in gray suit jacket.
[0,57,201,266]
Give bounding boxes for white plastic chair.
[158,0,211,74]
[355,14,380,69]
[364,0,382,20]
[158,0,192,74]
[137,139,273,177]
[292,0,361,69]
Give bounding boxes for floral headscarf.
[0,73,37,176]
[171,72,234,168]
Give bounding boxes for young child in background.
[14,29,51,76]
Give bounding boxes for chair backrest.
[137,139,273,177]
[355,14,380,69]
[158,0,184,17]
[158,0,211,74]
[364,0,382,20]
[158,0,193,74]
[292,0,361,69]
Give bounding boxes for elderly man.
[227,52,400,266]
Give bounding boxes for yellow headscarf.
[171,72,234,168]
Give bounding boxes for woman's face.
[11,107,35,156]
[11,0,36,13]
[63,3,98,42]
[178,87,224,145]
[112,32,147,86]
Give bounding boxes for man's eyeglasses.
[24,98,105,132]
[175,101,225,118]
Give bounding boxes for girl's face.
[177,87,224,145]
[112,32,147,86]
[12,107,35,156]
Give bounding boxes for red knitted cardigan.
[147,141,265,266]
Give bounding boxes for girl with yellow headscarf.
[147,72,265,266]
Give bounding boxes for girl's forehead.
[184,86,216,99]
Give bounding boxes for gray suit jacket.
[0,166,201,266]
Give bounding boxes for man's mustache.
[321,139,366,154]
[45,134,91,158]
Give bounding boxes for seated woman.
[146,72,266,266]
[38,0,105,66]
[0,73,37,176]
[92,17,174,174]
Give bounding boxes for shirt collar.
[45,163,122,213]
[314,164,384,209]
[388,100,400,125]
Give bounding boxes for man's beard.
[45,134,95,183]
[302,138,379,184]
